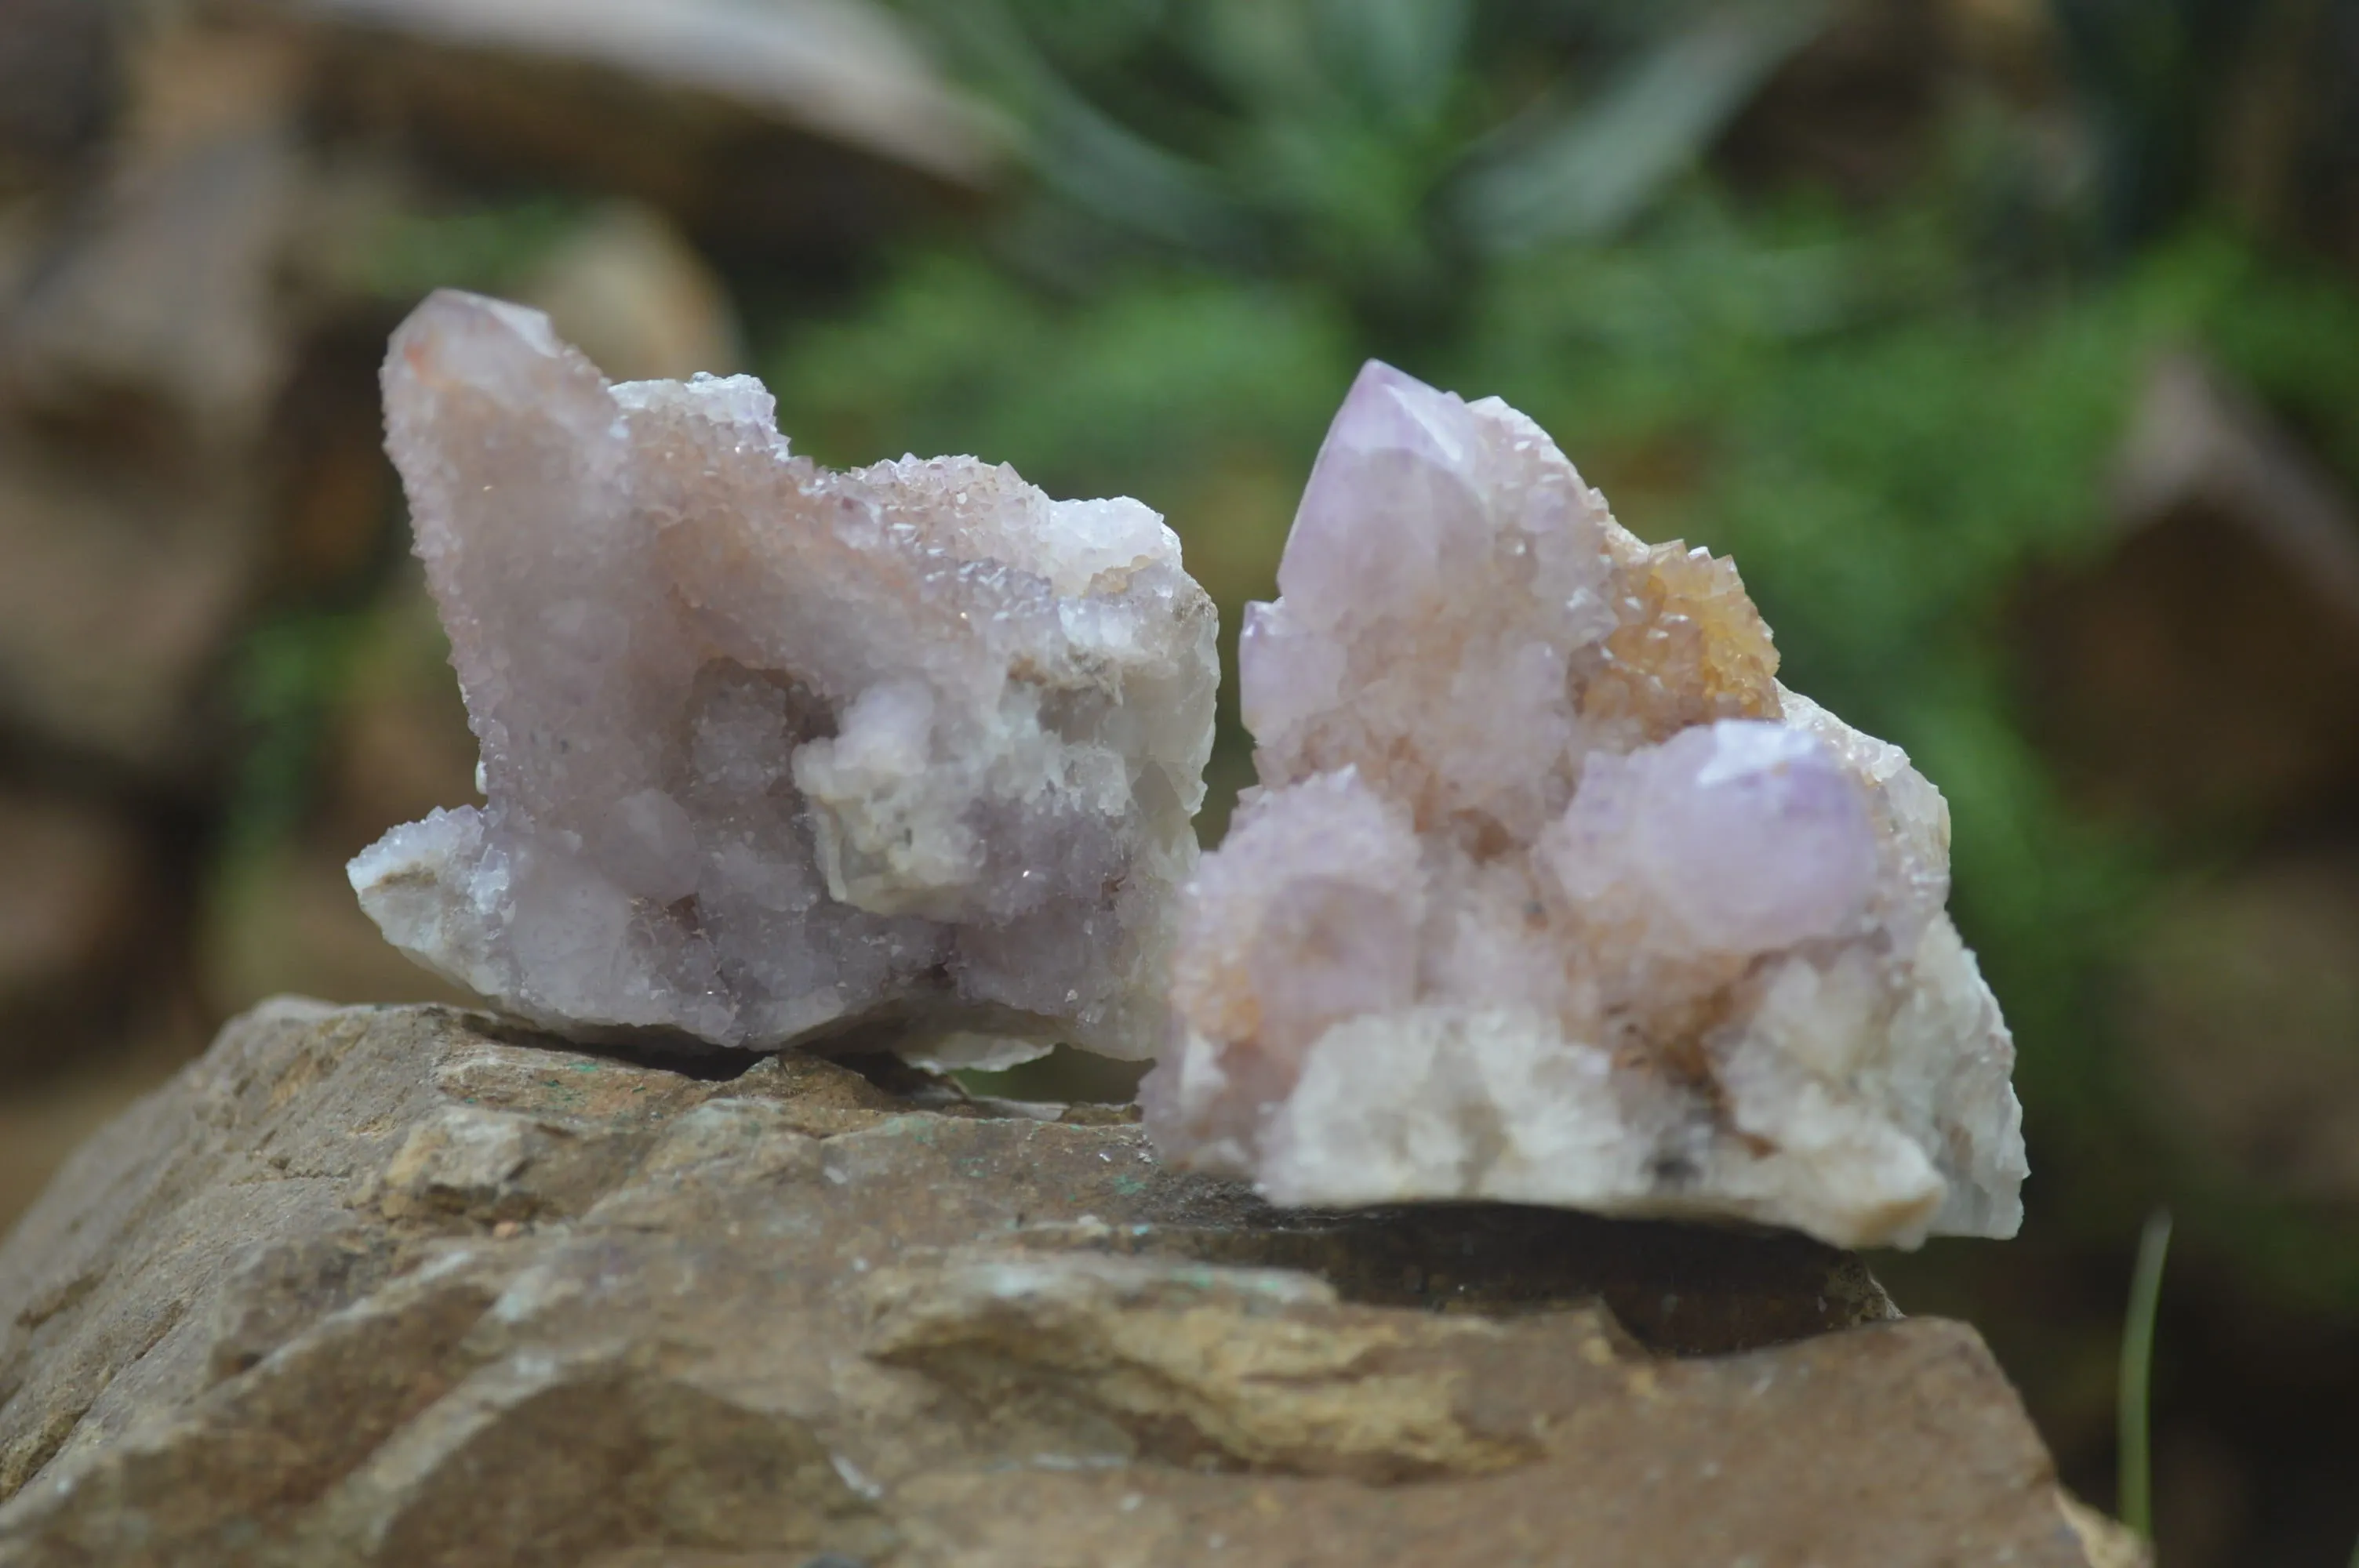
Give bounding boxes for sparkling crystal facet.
[351,292,1218,1064]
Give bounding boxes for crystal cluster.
[1143,361,2026,1248]
[350,291,1217,1064]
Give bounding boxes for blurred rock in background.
[2,2,2357,1563]
[2023,353,2359,829]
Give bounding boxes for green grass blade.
[2118,1208,2173,1543]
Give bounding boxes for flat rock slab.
[0,1002,2115,1567]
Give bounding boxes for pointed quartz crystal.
[1145,361,2026,1249]
[350,292,1218,1065]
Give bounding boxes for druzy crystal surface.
[1143,361,2026,1248]
[350,291,1217,1062]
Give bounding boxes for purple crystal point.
[1277,361,1490,629]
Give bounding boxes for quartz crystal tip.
[351,290,1219,1065]
[1146,360,2026,1250]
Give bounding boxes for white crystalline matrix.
[350,291,1218,1064]
[1143,361,2026,1248]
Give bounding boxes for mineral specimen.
[350,291,1217,1063]
[1143,361,2026,1248]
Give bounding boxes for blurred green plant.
[222,608,371,858]
[332,193,591,306]
[2117,1207,2172,1542]
[894,0,1836,354]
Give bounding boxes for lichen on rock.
[349,291,1219,1064]
[1144,361,2029,1249]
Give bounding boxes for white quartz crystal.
[350,291,1217,1061]
[1142,361,2026,1248]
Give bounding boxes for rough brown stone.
[2121,846,2359,1202]
[0,425,263,775]
[288,0,1000,261]
[2022,353,2359,827]
[0,790,147,1044]
[0,1002,2123,1566]
[0,24,300,775]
